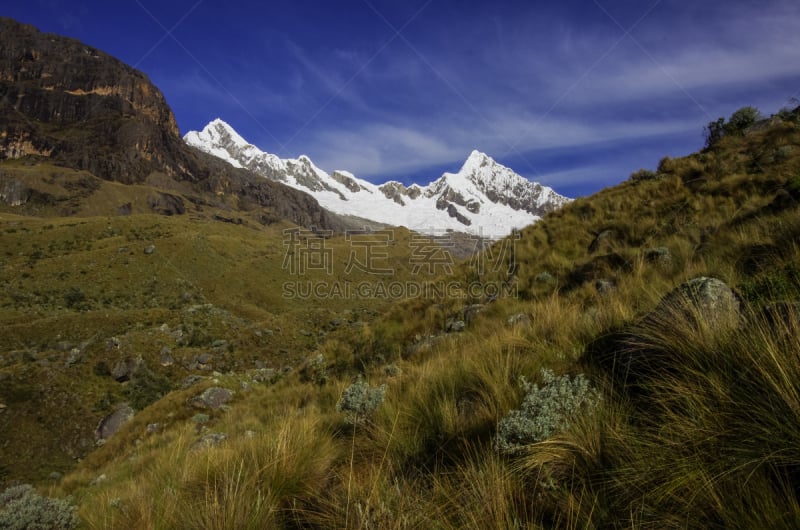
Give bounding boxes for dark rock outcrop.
[649,276,741,330]
[583,277,742,389]
[95,403,134,441]
[644,247,672,268]
[191,432,227,450]
[0,17,340,230]
[190,387,233,409]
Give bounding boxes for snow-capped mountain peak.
[184,121,570,235]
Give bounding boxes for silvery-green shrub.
[0,484,79,530]
[337,378,386,425]
[495,368,599,454]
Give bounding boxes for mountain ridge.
[185,119,571,236]
[0,17,342,231]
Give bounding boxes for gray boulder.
[95,404,134,441]
[644,247,672,268]
[595,279,616,294]
[652,276,741,329]
[507,313,531,328]
[190,387,233,409]
[463,304,485,325]
[111,357,142,382]
[191,432,227,451]
[446,319,466,333]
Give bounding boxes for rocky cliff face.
[0,17,339,229]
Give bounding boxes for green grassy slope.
[0,205,426,486]
[6,105,800,528]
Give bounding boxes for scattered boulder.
[446,319,466,333]
[192,413,210,424]
[588,229,616,253]
[191,432,227,451]
[190,387,233,409]
[143,244,156,255]
[250,368,277,384]
[95,403,134,441]
[181,375,205,388]
[111,357,142,382]
[567,253,633,289]
[507,313,531,328]
[595,279,616,294]
[147,192,185,216]
[584,277,742,390]
[65,347,82,367]
[463,304,485,325]
[405,335,445,357]
[644,247,672,268]
[535,272,554,284]
[650,276,741,329]
[160,350,174,367]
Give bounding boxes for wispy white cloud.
[162,0,799,194]
[291,0,800,187]
[283,39,370,112]
[305,123,463,178]
[302,110,700,181]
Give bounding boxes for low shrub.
[0,484,79,530]
[336,378,386,425]
[495,369,599,454]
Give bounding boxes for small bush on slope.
[0,484,79,530]
[336,378,386,425]
[495,369,599,454]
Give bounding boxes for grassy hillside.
[4,105,800,528]
[0,202,430,486]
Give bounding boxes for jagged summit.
[185,121,571,235]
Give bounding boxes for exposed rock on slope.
[185,119,572,235]
[0,17,338,229]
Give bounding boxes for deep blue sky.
[6,1,800,197]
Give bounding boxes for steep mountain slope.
[0,18,339,230]
[51,106,800,529]
[185,119,570,235]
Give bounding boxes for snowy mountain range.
[184,119,570,236]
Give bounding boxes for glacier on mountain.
[184,119,570,236]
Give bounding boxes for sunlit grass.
[23,107,800,527]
